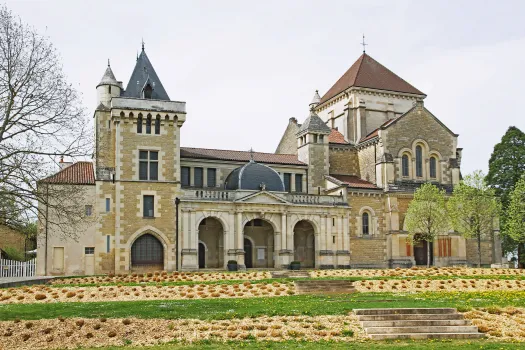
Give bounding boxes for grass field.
[2,268,525,349]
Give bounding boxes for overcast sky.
[6,0,525,175]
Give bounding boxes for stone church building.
[37,46,500,275]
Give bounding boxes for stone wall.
[466,239,493,266]
[350,238,387,268]
[357,143,379,183]
[329,146,359,176]
[0,225,26,253]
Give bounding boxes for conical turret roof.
[297,110,331,135]
[122,47,170,101]
[97,64,119,88]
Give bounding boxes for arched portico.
[244,218,275,268]
[293,220,316,268]
[198,217,224,268]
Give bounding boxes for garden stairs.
[270,271,310,279]
[354,308,484,340]
[294,280,356,294]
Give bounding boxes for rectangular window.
[283,173,291,192]
[333,218,335,226]
[332,236,336,244]
[143,195,154,218]
[295,174,303,193]
[85,205,92,216]
[194,167,203,188]
[105,198,110,212]
[106,235,110,253]
[319,135,324,143]
[85,247,95,255]
[181,167,190,187]
[139,150,159,180]
[207,168,217,187]
[313,134,318,143]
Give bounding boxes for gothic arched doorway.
[131,233,164,272]
[244,219,274,268]
[198,217,224,268]
[293,220,315,268]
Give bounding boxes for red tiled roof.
[180,147,306,166]
[327,174,379,190]
[328,129,348,144]
[359,129,379,143]
[320,53,425,104]
[42,162,95,185]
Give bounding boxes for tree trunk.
[519,243,525,269]
[477,234,482,268]
[427,241,431,268]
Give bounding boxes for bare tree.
[0,5,91,239]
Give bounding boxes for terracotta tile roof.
[359,129,379,143]
[327,174,379,190]
[180,147,306,166]
[42,162,95,185]
[328,129,348,144]
[320,53,425,104]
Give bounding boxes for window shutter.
[207,168,216,187]
[181,167,190,186]
[194,167,203,188]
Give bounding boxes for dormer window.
[143,83,153,99]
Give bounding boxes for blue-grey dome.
[224,161,285,191]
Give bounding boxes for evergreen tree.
[405,183,449,267]
[448,171,501,267]
[486,126,525,258]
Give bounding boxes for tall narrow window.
[295,174,303,193]
[313,134,318,143]
[430,157,437,179]
[362,212,370,235]
[146,115,152,134]
[154,115,161,135]
[181,167,190,187]
[207,168,217,187]
[402,154,409,177]
[106,235,111,253]
[319,135,324,143]
[85,205,92,216]
[415,145,423,178]
[139,151,159,180]
[137,114,143,133]
[105,198,110,212]
[283,173,291,192]
[143,195,154,218]
[194,167,204,188]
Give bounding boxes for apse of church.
[37,48,500,276]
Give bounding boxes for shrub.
[86,332,94,338]
[122,319,131,325]
[108,331,117,337]
[76,320,85,328]
[227,260,237,265]
[35,293,47,300]
[25,322,33,329]
[341,329,354,337]
[66,292,76,298]
[22,333,30,341]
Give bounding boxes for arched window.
[146,115,152,134]
[143,84,153,99]
[430,156,437,179]
[362,212,370,235]
[402,154,409,177]
[415,145,423,177]
[155,115,161,135]
[137,114,143,133]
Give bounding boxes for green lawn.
[2,291,525,321]
[85,339,523,350]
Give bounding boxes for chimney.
[59,156,73,170]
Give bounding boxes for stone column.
[236,212,245,268]
[286,213,293,254]
[190,210,197,250]
[226,211,236,265]
[181,209,198,270]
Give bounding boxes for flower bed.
[464,307,525,340]
[0,315,365,350]
[51,271,272,286]
[0,281,294,304]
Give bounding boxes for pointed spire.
[123,46,170,100]
[107,58,110,67]
[309,90,321,109]
[97,62,118,88]
[141,38,145,51]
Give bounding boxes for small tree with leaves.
[506,175,525,267]
[405,183,449,267]
[448,171,501,268]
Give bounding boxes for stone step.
[357,313,464,321]
[294,280,356,294]
[361,319,471,328]
[354,308,457,316]
[369,333,485,340]
[270,271,310,278]
[365,326,479,334]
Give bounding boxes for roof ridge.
[181,146,297,157]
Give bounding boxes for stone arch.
[290,216,320,236]
[198,217,224,268]
[398,147,414,179]
[293,220,316,268]
[244,217,275,268]
[128,226,169,272]
[241,213,279,233]
[357,206,376,236]
[196,213,230,234]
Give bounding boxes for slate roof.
[224,161,285,192]
[41,162,95,185]
[320,53,425,104]
[297,110,331,135]
[97,65,119,88]
[180,147,306,166]
[328,129,348,144]
[326,174,379,190]
[122,49,170,101]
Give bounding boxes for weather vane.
[361,34,367,53]
[249,148,254,162]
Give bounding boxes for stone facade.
[37,49,501,275]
